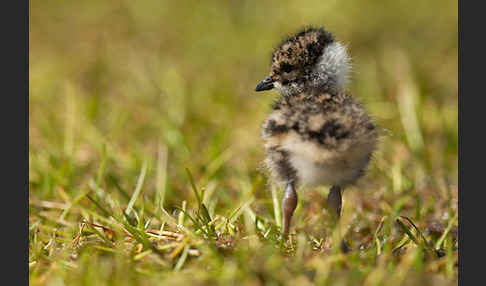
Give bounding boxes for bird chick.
[255,27,378,242]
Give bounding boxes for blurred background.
[30,0,457,284]
[30,0,457,200]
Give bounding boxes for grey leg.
[327,185,342,219]
[281,182,298,237]
[327,185,349,252]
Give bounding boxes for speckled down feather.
[258,27,378,189]
[262,92,377,188]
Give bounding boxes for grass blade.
[200,203,212,223]
[185,168,201,207]
[96,144,108,188]
[86,194,111,217]
[395,217,420,245]
[86,222,114,246]
[174,244,190,271]
[156,143,168,215]
[374,216,387,255]
[173,206,208,236]
[271,185,281,227]
[434,212,457,250]
[125,160,148,216]
[396,216,437,257]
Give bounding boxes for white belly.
[275,130,375,187]
[289,153,365,187]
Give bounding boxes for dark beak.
[255,75,275,92]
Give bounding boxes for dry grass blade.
[71,222,86,248]
[374,216,387,255]
[169,238,190,260]
[30,200,68,210]
[146,229,184,241]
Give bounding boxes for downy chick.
[255,27,378,242]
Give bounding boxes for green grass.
[29,0,457,285]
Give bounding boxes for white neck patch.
[312,42,351,91]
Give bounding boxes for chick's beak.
[255,75,275,92]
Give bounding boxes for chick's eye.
[280,63,293,73]
[273,69,280,75]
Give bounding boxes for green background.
[30,1,457,285]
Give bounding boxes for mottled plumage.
[262,92,377,188]
[255,27,378,245]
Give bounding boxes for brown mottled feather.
[262,92,377,187]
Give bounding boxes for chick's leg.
[327,185,342,218]
[327,185,349,252]
[281,182,298,237]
